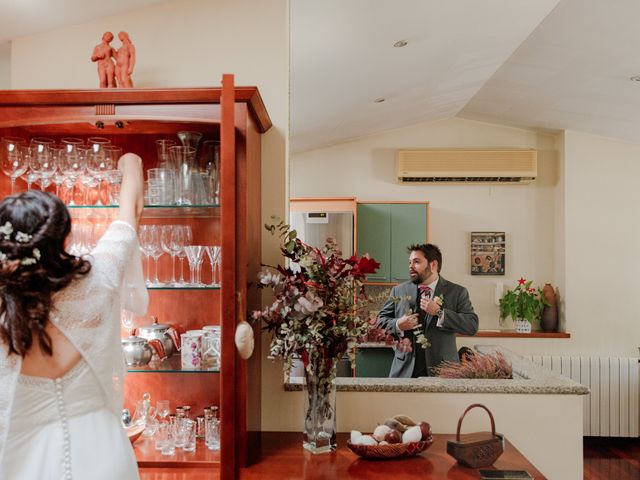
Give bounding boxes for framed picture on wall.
[471,232,505,275]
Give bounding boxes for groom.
[377,244,478,377]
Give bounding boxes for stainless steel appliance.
[289,211,354,255]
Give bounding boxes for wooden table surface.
[139,432,546,479]
[240,432,545,479]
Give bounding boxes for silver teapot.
[121,335,156,367]
[137,316,179,358]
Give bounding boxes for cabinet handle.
[367,275,387,280]
[392,276,408,281]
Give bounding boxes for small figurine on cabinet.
[115,31,136,88]
[91,31,118,88]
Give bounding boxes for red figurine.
[91,32,117,88]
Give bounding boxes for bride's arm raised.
[116,153,144,230]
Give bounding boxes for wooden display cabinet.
[0,75,271,479]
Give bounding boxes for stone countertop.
[284,345,590,395]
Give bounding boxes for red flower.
[518,277,526,285]
[348,255,380,275]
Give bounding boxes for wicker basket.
[347,437,433,459]
[446,404,504,468]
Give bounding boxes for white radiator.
[526,355,639,437]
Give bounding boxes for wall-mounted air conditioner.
[396,149,537,185]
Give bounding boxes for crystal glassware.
[0,137,28,194]
[184,245,205,287]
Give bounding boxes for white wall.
[0,42,10,89]
[290,119,640,360]
[10,0,289,279]
[10,0,289,431]
[291,117,558,331]
[561,130,640,357]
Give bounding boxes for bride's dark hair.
[0,190,91,357]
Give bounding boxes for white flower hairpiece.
[0,222,12,240]
[0,221,41,267]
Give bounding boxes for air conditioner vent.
[396,149,537,185]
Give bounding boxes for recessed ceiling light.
[630,75,640,82]
[393,40,408,48]
[374,98,386,103]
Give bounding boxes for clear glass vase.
[302,357,337,453]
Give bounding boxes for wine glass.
[176,225,192,286]
[160,225,181,287]
[184,245,205,287]
[0,138,28,194]
[60,143,86,205]
[140,225,163,287]
[205,245,221,287]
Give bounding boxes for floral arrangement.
[251,218,380,450]
[251,218,380,377]
[499,278,547,324]
[432,350,512,379]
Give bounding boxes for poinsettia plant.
[499,277,547,324]
[251,218,380,380]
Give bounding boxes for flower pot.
[514,319,532,334]
[302,356,337,453]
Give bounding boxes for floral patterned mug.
[181,331,203,370]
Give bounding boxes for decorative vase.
[541,283,559,333]
[514,319,532,334]
[302,356,337,454]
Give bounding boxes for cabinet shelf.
[68,204,220,219]
[147,285,220,291]
[134,436,220,468]
[127,355,220,374]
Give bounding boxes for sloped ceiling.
[291,0,561,153]
[459,0,640,145]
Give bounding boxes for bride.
[0,153,147,479]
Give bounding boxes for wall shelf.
[133,437,220,468]
[127,355,220,374]
[468,330,570,338]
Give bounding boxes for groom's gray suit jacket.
[376,277,479,378]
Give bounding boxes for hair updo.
[0,190,91,357]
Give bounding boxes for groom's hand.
[397,313,420,331]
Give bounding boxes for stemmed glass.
[140,225,163,287]
[87,148,116,206]
[175,225,192,286]
[0,137,28,194]
[60,143,86,205]
[28,139,57,191]
[205,246,221,286]
[161,225,185,287]
[184,245,205,287]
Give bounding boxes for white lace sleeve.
[90,220,148,316]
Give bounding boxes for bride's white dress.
[3,359,138,480]
[0,220,148,480]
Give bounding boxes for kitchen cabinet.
[0,75,271,479]
[356,202,429,283]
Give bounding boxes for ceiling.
[291,0,640,153]
[2,0,639,153]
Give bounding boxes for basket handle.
[455,403,496,442]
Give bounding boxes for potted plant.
[498,278,547,333]
[251,218,379,453]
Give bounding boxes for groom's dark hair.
[407,243,442,273]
